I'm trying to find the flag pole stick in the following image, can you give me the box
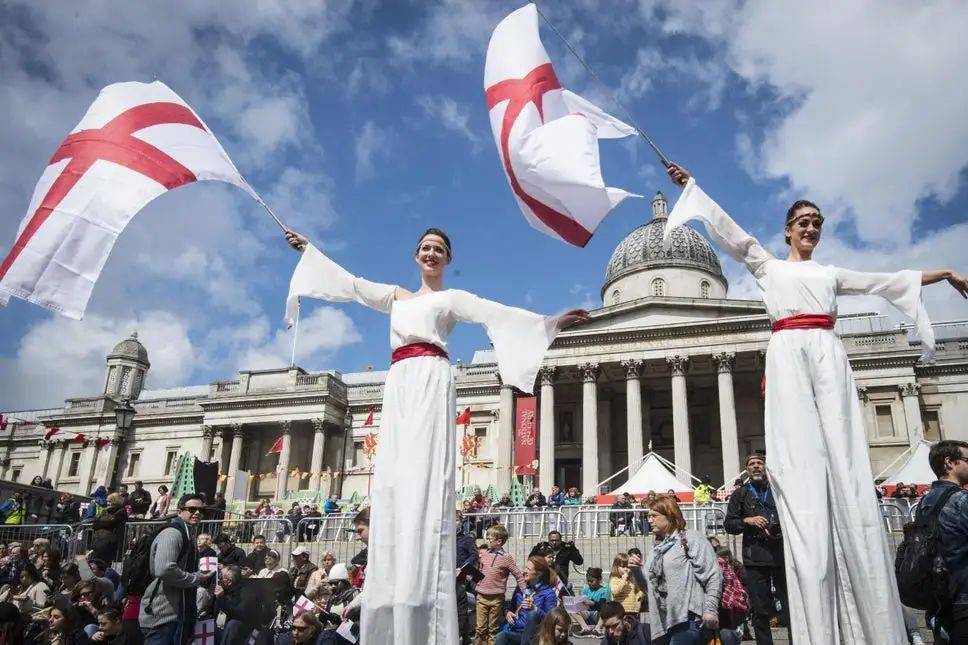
[259,200,290,233]
[533,1,671,168]
[290,299,301,368]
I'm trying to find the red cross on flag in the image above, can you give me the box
[292,594,315,617]
[484,5,638,248]
[192,619,216,645]
[0,81,261,319]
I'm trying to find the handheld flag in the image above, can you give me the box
[484,4,638,247]
[0,81,262,319]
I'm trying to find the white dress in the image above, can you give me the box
[287,244,560,645]
[665,179,934,645]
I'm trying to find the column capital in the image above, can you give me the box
[201,425,216,439]
[713,352,736,374]
[311,418,326,433]
[621,359,644,379]
[538,366,558,386]
[900,382,921,397]
[229,423,248,440]
[578,363,601,383]
[280,420,292,435]
[666,354,690,376]
[857,386,870,402]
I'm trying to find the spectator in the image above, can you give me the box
[85,487,109,521]
[492,494,514,509]
[128,482,152,519]
[694,476,714,505]
[91,493,128,562]
[579,567,610,627]
[139,493,213,644]
[289,547,318,597]
[724,453,788,645]
[211,493,226,521]
[71,579,107,635]
[148,486,169,519]
[302,505,322,542]
[456,510,479,645]
[323,495,340,515]
[530,531,583,588]
[90,607,129,643]
[713,546,747,645]
[537,606,573,645]
[475,523,526,645]
[279,609,326,644]
[28,538,49,568]
[0,601,26,644]
[287,503,303,540]
[214,534,246,567]
[525,488,548,508]
[892,482,908,499]
[467,488,491,513]
[609,495,633,537]
[597,600,650,644]
[608,554,641,618]
[53,493,81,525]
[0,543,24,587]
[340,509,370,622]
[196,533,216,559]
[305,552,336,604]
[10,561,51,615]
[562,488,582,506]
[630,494,721,644]
[923,439,968,642]
[320,563,359,624]
[257,549,293,609]
[44,598,90,645]
[87,559,121,601]
[56,562,81,599]
[245,535,269,573]
[497,556,559,645]
[547,486,566,508]
[214,564,270,643]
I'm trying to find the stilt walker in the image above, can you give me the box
[661,163,968,644]
[282,228,587,644]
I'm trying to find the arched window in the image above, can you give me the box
[700,280,710,298]
[651,278,665,297]
[611,289,621,304]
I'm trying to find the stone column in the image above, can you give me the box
[310,418,327,494]
[900,383,923,446]
[82,440,99,494]
[579,363,601,497]
[496,381,515,494]
[41,443,55,479]
[216,428,232,493]
[98,437,124,490]
[714,352,740,484]
[667,355,692,480]
[200,425,215,463]
[52,442,69,488]
[538,367,557,494]
[275,421,293,501]
[622,360,645,475]
[225,425,246,502]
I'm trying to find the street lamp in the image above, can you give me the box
[114,398,136,434]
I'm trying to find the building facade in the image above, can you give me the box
[2,193,966,505]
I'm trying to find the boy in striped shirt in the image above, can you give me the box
[474,524,526,645]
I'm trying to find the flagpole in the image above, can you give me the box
[290,299,300,368]
[259,199,290,233]
[532,1,671,168]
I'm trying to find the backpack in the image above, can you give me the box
[895,485,961,610]
[122,521,189,596]
[718,557,750,614]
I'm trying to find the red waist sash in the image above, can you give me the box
[391,342,449,365]
[771,313,834,333]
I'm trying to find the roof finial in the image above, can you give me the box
[651,191,668,220]
[130,330,138,340]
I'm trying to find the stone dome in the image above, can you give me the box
[602,191,725,300]
[108,331,149,366]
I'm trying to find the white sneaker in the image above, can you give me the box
[910,632,926,645]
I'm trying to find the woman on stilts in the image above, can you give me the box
[662,162,967,644]
[283,227,587,644]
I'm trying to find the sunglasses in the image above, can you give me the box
[181,506,206,515]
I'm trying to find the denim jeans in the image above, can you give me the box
[142,622,179,645]
[654,617,701,645]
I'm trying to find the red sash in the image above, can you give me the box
[771,313,834,333]
[391,342,448,365]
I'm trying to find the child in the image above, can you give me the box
[537,606,574,645]
[608,553,643,618]
[579,567,611,626]
[474,524,526,645]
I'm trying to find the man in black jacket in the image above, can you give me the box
[725,454,788,645]
[530,530,583,587]
[216,565,274,644]
[128,481,152,518]
[455,510,479,645]
[215,533,247,567]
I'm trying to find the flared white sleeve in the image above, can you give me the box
[285,242,397,326]
[449,290,559,394]
[663,178,773,278]
[835,267,935,362]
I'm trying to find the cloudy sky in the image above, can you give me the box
[1,0,967,411]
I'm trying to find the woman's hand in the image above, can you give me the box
[520,595,535,610]
[628,553,642,567]
[505,610,516,624]
[666,162,690,187]
[947,271,968,298]
[701,611,719,630]
[284,229,308,252]
[557,309,590,330]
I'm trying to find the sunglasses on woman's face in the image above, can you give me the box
[181,505,206,515]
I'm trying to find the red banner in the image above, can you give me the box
[514,396,538,475]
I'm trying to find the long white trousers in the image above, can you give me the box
[764,329,907,644]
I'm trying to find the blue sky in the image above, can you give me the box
[1,1,967,410]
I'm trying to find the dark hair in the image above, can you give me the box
[929,440,968,478]
[416,227,452,260]
[158,485,169,493]
[99,608,121,623]
[253,534,266,542]
[223,565,242,583]
[177,493,205,509]
[214,533,233,545]
[353,507,370,527]
[599,600,626,622]
[21,561,41,583]
[536,607,571,645]
[87,558,107,571]
[586,567,603,579]
[547,530,562,539]
[784,199,822,245]
[715,545,744,574]
[627,547,642,557]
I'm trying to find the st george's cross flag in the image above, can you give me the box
[484,4,639,247]
[0,81,261,319]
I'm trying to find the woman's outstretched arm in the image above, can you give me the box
[921,269,968,297]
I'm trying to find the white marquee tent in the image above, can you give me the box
[611,451,696,496]
[877,439,937,487]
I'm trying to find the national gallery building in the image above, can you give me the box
[3,193,966,504]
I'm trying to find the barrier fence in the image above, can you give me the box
[0,523,77,559]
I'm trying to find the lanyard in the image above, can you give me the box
[748,482,770,506]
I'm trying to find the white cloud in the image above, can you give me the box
[354,121,392,182]
[417,95,480,146]
[386,0,506,67]
[264,167,339,241]
[231,306,361,371]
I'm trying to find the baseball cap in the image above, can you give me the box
[327,563,350,582]
[291,546,311,557]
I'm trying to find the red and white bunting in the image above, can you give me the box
[44,427,61,440]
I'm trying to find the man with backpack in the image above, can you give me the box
[138,493,214,644]
[916,440,968,643]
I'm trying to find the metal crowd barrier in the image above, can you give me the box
[295,513,356,543]
[460,509,566,540]
[879,500,911,533]
[0,523,77,559]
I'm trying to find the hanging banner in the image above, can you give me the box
[514,396,537,475]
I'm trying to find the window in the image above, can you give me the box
[875,405,895,437]
[164,450,179,476]
[922,410,942,441]
[611,289,620,304]
[10,469,20,483]
[126,452,141,478]
[119,367,132,395]
[68,452,81,477]
[473,427,487,457]
[700,281,710,298]
[651,278,665,297]
[352,441,365,466]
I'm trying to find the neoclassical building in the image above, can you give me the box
[3,193,966,506]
